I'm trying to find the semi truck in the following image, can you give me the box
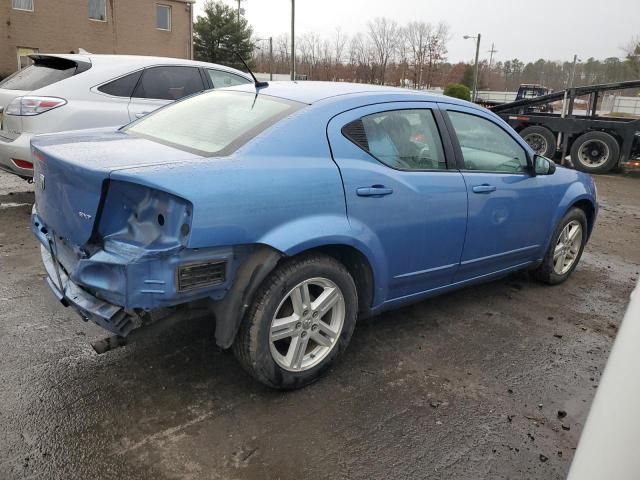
[491,80,640,173]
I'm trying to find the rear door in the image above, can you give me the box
[440,104,556,281]
[127,66,206,121]
[327,102,468,302]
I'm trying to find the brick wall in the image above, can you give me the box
[0,0,192,75]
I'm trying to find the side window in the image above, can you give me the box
[98,70,142,97]
[88,0,106,21]
[207,69,251,88]
[132,66,205,100]
[448,111,528,173]
[156,4,171,30]
[12,0,34,11]
[342,109,447,170]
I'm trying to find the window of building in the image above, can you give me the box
[342,109,447,171]
[12,0,33,11]
[89,0,106,21]
[207,69,251,88]
[447,111,528,173]
[156,4,171,30]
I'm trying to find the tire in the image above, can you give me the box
[232,253,358,390]
[570,131,620,173]
[520,126,556,158]
[532,208,588,285]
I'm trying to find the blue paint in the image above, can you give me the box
[30,82,597,336]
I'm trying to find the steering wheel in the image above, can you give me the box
[417,146,439,169]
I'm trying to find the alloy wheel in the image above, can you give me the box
[553,220,583,275]
[269,277,345,372]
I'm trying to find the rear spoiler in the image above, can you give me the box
[28,54,92,74]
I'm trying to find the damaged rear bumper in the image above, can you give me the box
[40,244,138,336]
[32,206,234,337]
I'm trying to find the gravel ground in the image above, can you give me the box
[0,170,638,480]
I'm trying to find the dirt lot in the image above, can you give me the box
[0,170,638,480]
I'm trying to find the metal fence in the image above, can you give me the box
[601,95,640,116]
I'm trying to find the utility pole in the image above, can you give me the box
[290,0,295,80]
[269,36,273,81]
[488,43,497,69]
[236,0,242,23]
[569,54,579,88]
[464,33,481,102]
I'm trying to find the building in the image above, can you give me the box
[0,0,194,75]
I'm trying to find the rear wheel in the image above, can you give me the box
[532,208,587,285]
[233,254,358,389]
[520,126,556,158]
[570,131,620,173]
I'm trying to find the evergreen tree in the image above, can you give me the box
[194,1,254,71]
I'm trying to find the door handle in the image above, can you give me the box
[472,184,497,194]
[135,112,151,119]
[356,186,394,197]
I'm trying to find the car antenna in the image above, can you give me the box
[234,51,268,89]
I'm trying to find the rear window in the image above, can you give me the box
[0,58,79,91]
[98,70,143,97]
[124,90,303,156]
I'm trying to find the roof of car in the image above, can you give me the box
[226,81,467,106]
[31,53,252,79]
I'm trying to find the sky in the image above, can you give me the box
[194,0,639,64]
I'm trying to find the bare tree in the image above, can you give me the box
[333,27,348,65]
[396,27,410,87]
[424,22,450,88]
[405,21,432,88]
[349,32,372,83]
[276,33,289,65]
[367,17,400,84]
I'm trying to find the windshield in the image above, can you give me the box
[124,90,304,156]
[0,62,77,91]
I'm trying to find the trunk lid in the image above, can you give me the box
[33,128,200,246]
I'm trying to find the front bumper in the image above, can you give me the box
[0,131,33,178]
[32,207,235,337]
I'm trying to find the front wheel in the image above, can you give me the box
[532,208,588,285]
[233,254,358,389]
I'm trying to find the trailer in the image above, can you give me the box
[491,80,640,173]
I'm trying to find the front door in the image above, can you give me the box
[441,105,557,281]
[327,102,468,303]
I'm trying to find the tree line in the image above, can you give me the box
[194,2,640,93]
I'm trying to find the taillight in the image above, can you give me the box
[5,96,66,116]
[11,159,33,169]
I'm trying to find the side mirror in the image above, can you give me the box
[534,154,556,175]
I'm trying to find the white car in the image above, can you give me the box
[0,54,252,178]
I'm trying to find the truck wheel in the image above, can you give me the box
[570,131,620,173]
[520,126,556,157]
[232,254,358,389]
[532,208,587,285]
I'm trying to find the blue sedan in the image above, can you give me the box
[30,82,597,389]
